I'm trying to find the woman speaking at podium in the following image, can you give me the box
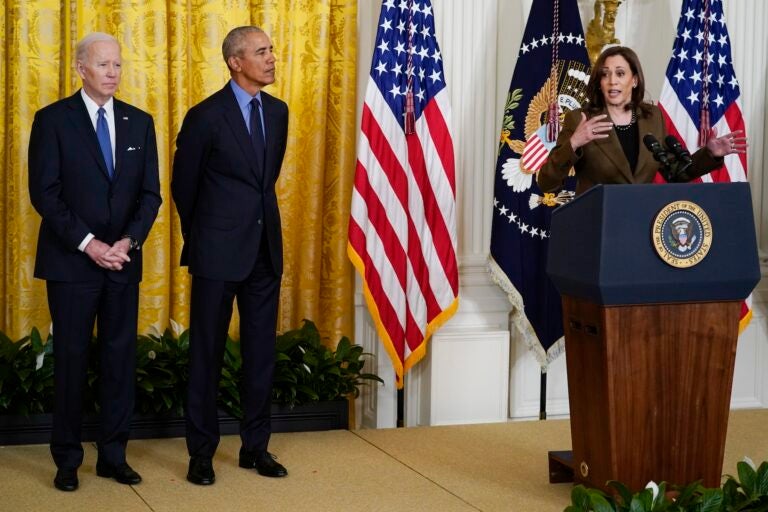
[536,46,746,196]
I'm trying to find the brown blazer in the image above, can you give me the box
[537,104,723,195]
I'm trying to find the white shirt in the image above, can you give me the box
[77,89,116,252]
[80,89,116,165]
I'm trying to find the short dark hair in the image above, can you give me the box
[222,26,264,69]
[584,46,652,118]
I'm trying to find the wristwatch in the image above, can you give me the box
[122,235,140,251]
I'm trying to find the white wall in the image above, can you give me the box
[355,0,768,428]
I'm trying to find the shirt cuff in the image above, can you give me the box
[78,233,95,252]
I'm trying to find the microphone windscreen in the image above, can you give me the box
[643,134,659,150]
[664,135,681,149]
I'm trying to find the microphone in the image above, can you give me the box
[643,134,676,181]
[664,135,694,181]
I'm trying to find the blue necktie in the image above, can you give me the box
[249,98,266,167]
[96,107,114,179]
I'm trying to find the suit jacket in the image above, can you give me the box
[537,104,723,195]
[171,84,289,281]
[28,91,161,283]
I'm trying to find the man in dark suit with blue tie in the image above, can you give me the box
[171,26,289,485]
[28,32,161,492]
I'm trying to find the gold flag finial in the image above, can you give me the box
[586,0,623,65]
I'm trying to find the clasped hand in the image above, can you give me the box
[84,238,132,271]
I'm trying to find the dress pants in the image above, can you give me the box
[185,240,280,458]
[47,278,139,470]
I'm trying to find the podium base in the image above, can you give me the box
[548,450,574,484]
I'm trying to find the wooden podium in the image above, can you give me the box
[546,183,760,492]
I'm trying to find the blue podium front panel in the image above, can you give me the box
[546,183,760,305]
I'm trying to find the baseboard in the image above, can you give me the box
[0,400,349,446]
[510,398,570,420]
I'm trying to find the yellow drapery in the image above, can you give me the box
[0,0,356,346]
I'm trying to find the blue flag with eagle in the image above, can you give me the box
[489,0,590,367]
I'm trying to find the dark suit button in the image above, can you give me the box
[257,219,262,225]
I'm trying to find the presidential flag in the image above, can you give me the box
[659,0,752,329]
[348,0,458,388]
[489,0,590,366]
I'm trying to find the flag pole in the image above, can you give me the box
[538,0,558,422]
[397,388,405,427]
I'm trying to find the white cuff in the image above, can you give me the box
[78,233,95,252]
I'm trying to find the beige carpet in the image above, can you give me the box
[1,409,766,512]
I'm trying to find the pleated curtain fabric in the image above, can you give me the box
[0,1,357,345]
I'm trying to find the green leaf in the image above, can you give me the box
[629,497,646,512]
[138,380,154,392]
[700,488,724,512]
[674,480,703,506]
[0,329,13,346]
[571,486,591,509]
[757,462,768,495]
[587,491,614,512]
[632,489,656,511]
[739,461,758,496]
[607,480,634,509]
[359,372,385,383]
[30,327,44,352]
[295,385,319,401]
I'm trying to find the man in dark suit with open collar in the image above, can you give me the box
[28,32,161,492]
[171,26,289,485]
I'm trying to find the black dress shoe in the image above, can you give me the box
[239,450,288,478]
[187,456,215,485]
[54,468,79,492]
[96,461,142,485]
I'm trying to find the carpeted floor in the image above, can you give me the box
[1,409,766,512]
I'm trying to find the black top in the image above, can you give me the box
[614,121,639,174]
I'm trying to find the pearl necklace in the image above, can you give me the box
[613,110,637,132]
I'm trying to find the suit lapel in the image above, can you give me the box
[66,92,111,180]
[112,101,130,183]
[591,107,634,183]
[219,86,262,180]
[261,93,279,185]
[634,113,658,182]
[593,130,634,183]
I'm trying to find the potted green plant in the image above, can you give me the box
[0,327,54,415]
[0,320,383,444]
[564,458,768,512]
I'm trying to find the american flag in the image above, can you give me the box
[659,0,752,328]
[348,0,459,388]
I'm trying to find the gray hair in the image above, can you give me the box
[222,26,264,67]
[75,32,120,63]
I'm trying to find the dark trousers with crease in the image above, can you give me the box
[47,278,138,470]
[185,240,280,458]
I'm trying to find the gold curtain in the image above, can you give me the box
[0,0,356,346]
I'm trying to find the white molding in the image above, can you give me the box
[431,330,510,425]
[732,297,768,409]
[354,294,398,429]
[509,331,570,419]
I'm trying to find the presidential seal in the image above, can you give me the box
[652,201,713,268]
